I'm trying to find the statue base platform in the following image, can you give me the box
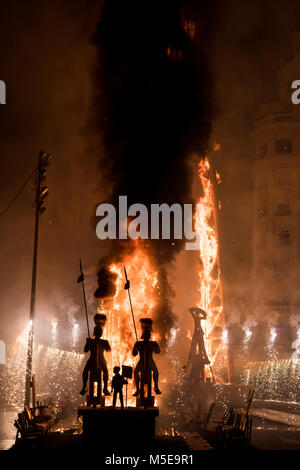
[78,406,159,442]
[86,394,105,407]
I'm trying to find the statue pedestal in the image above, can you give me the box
[86,395,105,407]
[136,396,155,408]
[78,406,159,443]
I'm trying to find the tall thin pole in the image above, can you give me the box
[124,266,138,341]
[78,259,90,338]
[24,164,41,408]
[24,151,52,408]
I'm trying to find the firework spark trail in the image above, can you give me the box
[0,324,84,411]
[292,329,300,363]
[242,359,300,402]
[241,328,300,402]
[195,157,229,381]
[165,327,186,431]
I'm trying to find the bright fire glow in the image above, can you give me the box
[71,323,79,350]
[51,321,58,344]
[99,248,159,405]
[216,171,222,184]
[222,329,228,343]
[195,157,229,382]
[245,328,252,341]
[270,327,277,343]
[292,329,300,363]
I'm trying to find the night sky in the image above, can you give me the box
[0,0,299,344]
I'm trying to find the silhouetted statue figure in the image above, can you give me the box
[186,307,210,383]
[94,313,107,328]
[80,326,111,397]
[133,318,161,404]
[111,366,128,409]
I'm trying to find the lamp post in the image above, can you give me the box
[24,150,52,408]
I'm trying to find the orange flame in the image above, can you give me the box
[195,157,230,382]
[98,248,159,404]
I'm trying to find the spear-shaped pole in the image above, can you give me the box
[124,266,138,341]
[77,258,90,338]
[209,363,216,384]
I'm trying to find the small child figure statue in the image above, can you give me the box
[111,366,128,409]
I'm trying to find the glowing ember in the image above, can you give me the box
[215,171,222,184]
[194,156,230,382]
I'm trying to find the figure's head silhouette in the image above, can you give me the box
[189,307,207,319]
[94,313,107,328]
[142,328,151,341]
[140,317,153,340]
[113,366,120,374]
[93,326,103,338]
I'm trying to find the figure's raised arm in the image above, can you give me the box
[84,338,91,353]
[133,341,139,356]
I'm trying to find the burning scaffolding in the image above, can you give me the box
[194,156,230,383]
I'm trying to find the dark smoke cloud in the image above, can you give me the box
[91,0,217,341]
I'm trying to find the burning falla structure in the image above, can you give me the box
[87,1,298,416]
[1,2,232,439]
[91,154,230,406]
[2,1,300,453]
[89,0,229,399]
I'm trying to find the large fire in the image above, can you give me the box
[195,156,230,383]
[4,157,230,415]
[99,248,159,404]
[99,155,230,394]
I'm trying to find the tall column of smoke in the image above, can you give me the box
[90,0,215,345]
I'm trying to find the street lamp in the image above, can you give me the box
[24,150,52,408]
